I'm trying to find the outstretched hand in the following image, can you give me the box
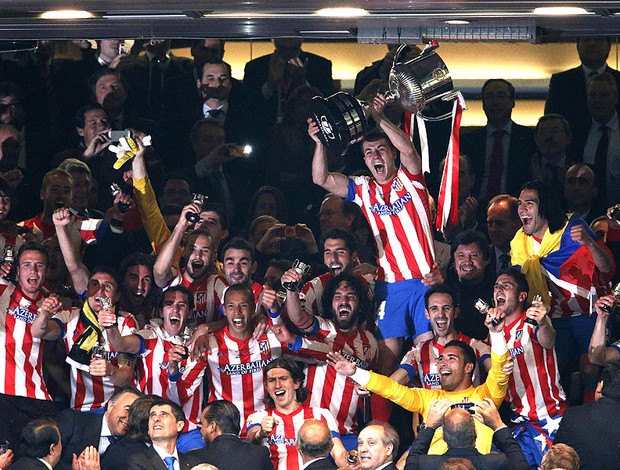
[326,351,357,377]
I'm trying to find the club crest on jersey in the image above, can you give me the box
[515,329,523,342]
[195,291,207,304]
[363,344,370,356]
[392,177,403,191]
[259,340,270,354]
[8,305,37,324]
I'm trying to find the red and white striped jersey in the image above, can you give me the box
[53,307,137,411]
[301,273,373,318]
[135,322,200,430]
[168,269,227,325]
[246,405,340,470]
[305,317,378,435]
[0,283,51,400]
[399,333,490,389]
[503,314,567,422]
[176,326,331,438]
[347,166,435,283]
[18,213,101,244]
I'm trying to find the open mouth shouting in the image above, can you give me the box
[434,316,449,332]
[337,304,352,320]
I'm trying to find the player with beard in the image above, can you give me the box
[221,237,264,306]
[270,271,378,449]
[246,357,348,470]
[489,268,566,467]
[391,284,491,390]
[118,253,157,328]
[154,201,227,328]
[300,228,372,319]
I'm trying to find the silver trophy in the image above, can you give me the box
[526,294,543,326]
[186,193,207,223]
[282,259,311,292]
[475,298,502,327]
[601,283,620,313]
[310,41,463,155]
[91,341,106,360]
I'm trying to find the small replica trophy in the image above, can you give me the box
[474,298,502,328]
[282,259,311,292]
[186,193,207,223]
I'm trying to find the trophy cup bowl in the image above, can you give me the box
[310,42,460,155]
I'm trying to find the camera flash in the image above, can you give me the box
[243,145,252,155]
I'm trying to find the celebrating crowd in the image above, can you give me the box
[0,35,619,470]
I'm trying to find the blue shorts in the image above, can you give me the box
[552,314,596,365]
[375,279,429,340]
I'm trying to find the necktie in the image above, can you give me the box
[487,129,506,199]
[498,253,510,273]
[164,456,176,470]
[595,125,609,171]
[208,108,223,120]
[588,70,598,79]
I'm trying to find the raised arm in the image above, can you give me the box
[308,118,349,198]
[589,295,620,365]
[30,294,63,340]
[53,208,89,294]
[368,93,421,174]
[153,203,201,288]
[570,223,615,274]
[282,268,316,332]
[527,298,555,349]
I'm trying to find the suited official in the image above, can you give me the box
[404,398,529,470]
[568,72,620,207]
[545,36,620,130]
[56,386,142,470]
[296,419,338,470]
[460,79,535,203]
[125,398,201,470]
[356,422,399,470]
[8,418,63,470]
[186,399,272,470]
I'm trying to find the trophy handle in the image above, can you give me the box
[392,43,409,68]
[417,91,466,122]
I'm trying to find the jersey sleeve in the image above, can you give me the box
[475,350,510,407]
[365,370,426,414]
[246,410,268,432]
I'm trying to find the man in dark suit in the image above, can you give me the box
[297,419,337,470]
[486,195,521,277]
[56,386,142,470]
[126,398,200,470]
[555,358,620,469]
[460,79,535,203]
[545,37,620,130]
[569,72,620,207]
[186,399,272,470]
[357,421,399,470]
[405,398,529,470]
[9,417,63,469]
